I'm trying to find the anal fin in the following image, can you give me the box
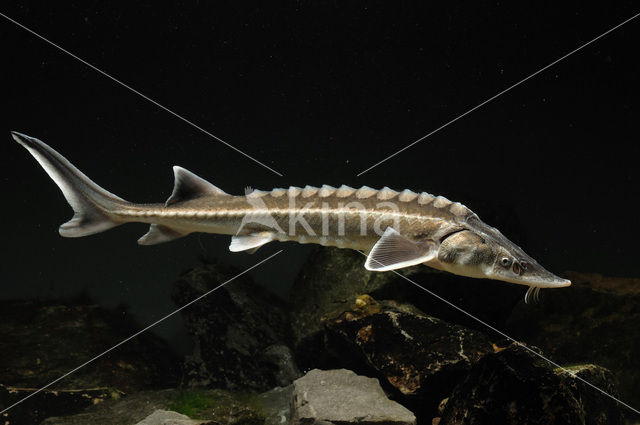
[229,232,274,253]
[138,224,188,245]
[365,227,437,271]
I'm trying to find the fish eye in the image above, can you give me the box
[500,257,511,267]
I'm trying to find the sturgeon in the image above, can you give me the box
[12,132,570,300]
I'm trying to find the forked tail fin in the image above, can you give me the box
[11,131,129,237]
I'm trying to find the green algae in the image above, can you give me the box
[168,388,264,424]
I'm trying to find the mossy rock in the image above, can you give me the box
[168,389,264,424]
[41,388,266,425]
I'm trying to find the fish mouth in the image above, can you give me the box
[539,277,572,288]
[525,270,572,288]
[496,274,572,288]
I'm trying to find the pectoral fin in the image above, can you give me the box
[229,232,275,253]
[365,227,437,271]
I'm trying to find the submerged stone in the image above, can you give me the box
[0,299,178,391]
[41,389,178,425]
[172,261,300,391]
[438,344,623,425]
[555,364,625,425]
[0,298,178,424]
[134,409,204,425]
[506,271,640,411]
[41,388,265,425]
[291,369,416,425]
[290,247,522,371]
[257,385,294,425]
[1,384,122,425]
[325,296,493,412]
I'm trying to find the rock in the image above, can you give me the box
[325,295,493,413]
[41,388,265,425]
[172,261,300,390]
[41,389,178,425]
[291,369,416,425]
[506,271,640,410]
[135,409,205,425]
[0,384,122,425]
[258,385,294,425]
[438,344,624,425]
[167,388,264,424]
[289,247,428,370]
[261,345,302,388]
[290,247,522,370]
[555,364,625,425]
[0,298,178,424]
[0,298,178,391]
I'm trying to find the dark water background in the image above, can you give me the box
[1,3,638,353]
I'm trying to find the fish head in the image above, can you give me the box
[484,241,571,288]
[437,226,571,288]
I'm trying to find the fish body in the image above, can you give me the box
[114,185,466,251]
[11,131,570,297]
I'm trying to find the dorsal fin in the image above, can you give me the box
[166,166,227,206]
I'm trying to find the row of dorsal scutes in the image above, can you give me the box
[245,184,470,216]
